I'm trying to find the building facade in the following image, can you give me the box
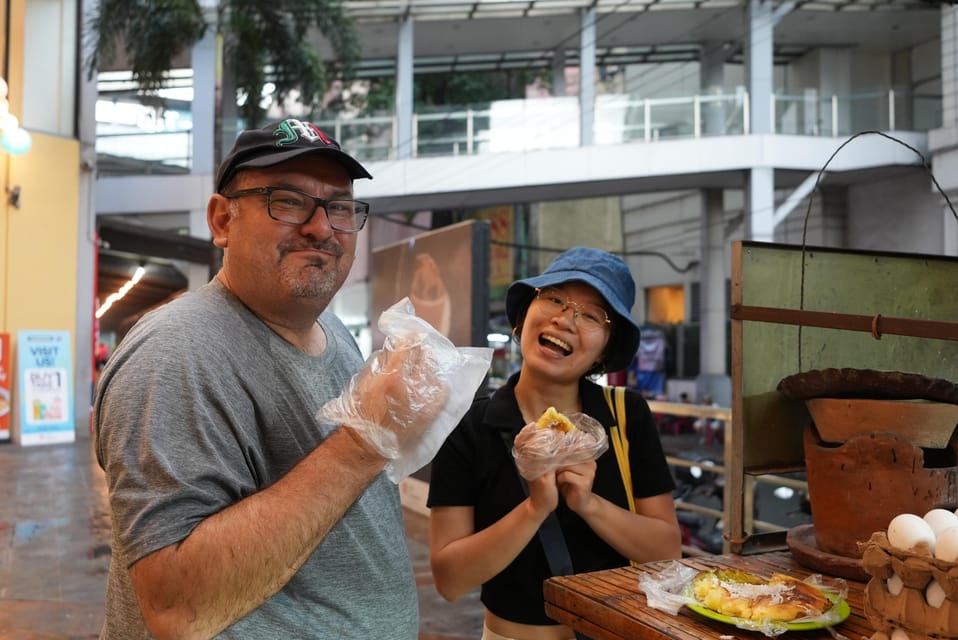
[5,0,958,438]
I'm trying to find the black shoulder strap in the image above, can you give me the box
[499,431,594,640]
[499,430,592,640]
[499,430,574,576]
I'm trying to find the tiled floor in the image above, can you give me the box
[0,439,482,640]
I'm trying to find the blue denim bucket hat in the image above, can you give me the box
[505,246,641,372]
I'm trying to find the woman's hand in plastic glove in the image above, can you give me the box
[346,340,449,457]
[556,459,597,515]
[526,470,560,517]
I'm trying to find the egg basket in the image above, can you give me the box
[860,531,958,638]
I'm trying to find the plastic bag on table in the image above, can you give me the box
[511,412,609,480]
[318,297,493,483]
[637,561,698,615]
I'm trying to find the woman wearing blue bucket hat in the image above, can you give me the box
[428,247,681,640]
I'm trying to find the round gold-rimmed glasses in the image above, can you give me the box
[533,286,611,332]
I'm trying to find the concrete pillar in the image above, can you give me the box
[946,199,958,257]
[396,14,414,160]
[698,189,731,406]
[76,0,101,435]
[745,0,775,135]
[744,0,792,241]
[190,15,216,287]
[944,7,958,127]
[747,166,776,242]
[192,25,216,176]
[553,50,566,96]
[579,7,596,146]
[929,8,958,256]
[698,46,730,402]
[701,40,726,136]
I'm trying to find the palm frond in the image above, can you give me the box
[85,0,208,92]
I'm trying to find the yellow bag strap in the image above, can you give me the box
[603,385,639,567]
[602,386,634,513]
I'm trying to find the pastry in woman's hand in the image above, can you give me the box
[512,407,608,480]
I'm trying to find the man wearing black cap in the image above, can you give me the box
[94,118,444,638]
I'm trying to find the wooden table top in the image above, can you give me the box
[543,551,874,640]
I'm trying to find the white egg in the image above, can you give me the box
[887,513,936,554]
[935,526,958,562]
[927,578,947,608]
[890,628,910,640]
[887,572,903,595]
[924,508,958,538]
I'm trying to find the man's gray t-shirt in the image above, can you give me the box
[94,279,418,638]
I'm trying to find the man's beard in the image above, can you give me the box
[277,240,350,301]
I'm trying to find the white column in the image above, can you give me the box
[700,41,726,136]
[75,0,101,434]
[946,200,958,257]
[552,50,566,96]
[698,46,730,402]
[747,166,776,242]
[745,0,774,135]
[396,15,415,160]
[698,189,730,405]
[579,7,596,147]
[191,25,217,176]
[189,13,216,287]
[930,7,958,256]
[744,0,790,241]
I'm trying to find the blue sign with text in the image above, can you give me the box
[16,330,74,445]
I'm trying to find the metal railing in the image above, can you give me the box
[647,399,810,556]
[94,89,941,175]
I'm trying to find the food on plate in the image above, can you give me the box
[691,569,831,622]
[535,406,576,432]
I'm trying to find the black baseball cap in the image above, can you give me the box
[215,118,372,192]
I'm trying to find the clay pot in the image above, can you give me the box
[803,426,958,558]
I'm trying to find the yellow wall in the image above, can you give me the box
[4,133,80,335]
[0,0,82,426]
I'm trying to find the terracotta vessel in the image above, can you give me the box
[803,418,958,559]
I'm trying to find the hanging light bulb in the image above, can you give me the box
[1,127,31,156]
[0,75,30,156]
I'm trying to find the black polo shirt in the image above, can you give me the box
[427,373,675,625]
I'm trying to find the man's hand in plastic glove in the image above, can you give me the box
[339,339,449,459]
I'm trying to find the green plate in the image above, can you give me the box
[683,585,851,631]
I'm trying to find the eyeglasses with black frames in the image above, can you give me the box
[533,286,611,332]
[224,186,369,232]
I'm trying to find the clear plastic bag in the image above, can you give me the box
[318,297,493,483]
[511,412,609,480]
[638,561,850,637]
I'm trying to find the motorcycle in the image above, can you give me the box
[670,452,725,555]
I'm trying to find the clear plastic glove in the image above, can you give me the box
[318,297,493,483]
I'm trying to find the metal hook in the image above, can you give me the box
[6,185,20,209]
